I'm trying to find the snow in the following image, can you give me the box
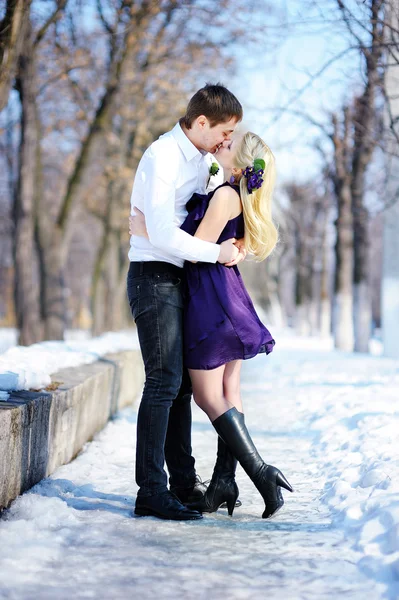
[0,328,18,355]
[0,329,139,400]
[0,330,398,598]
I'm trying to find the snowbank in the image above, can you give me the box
[0,330,144,510]
[276,335,399,589]
[0,330,139,400]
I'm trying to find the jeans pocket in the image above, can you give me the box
[154,276,183,308]
[155,276,181,288]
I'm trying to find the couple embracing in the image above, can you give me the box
[127,83,293,521]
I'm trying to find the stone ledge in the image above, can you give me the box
[0,350,144,510]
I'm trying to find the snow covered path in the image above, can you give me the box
[1,334,398,600]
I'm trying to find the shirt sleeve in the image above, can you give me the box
[142,147,220,263]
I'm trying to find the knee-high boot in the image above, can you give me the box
[212,407,293,519]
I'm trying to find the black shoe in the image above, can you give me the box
[212,408,293,519]
[171,475,208,504]
[188,437,241,516]
[134,490,203,520]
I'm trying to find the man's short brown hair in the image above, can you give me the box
[180,83,243,129]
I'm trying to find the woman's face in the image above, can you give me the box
[216,136,240,171]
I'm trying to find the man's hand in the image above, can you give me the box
[217,238,239,264]
[224,237,247,267]
[129,208,148,238]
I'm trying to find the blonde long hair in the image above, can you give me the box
[235,132,277,261]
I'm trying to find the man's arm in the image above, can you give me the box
[224,238,247,266]
[141,149,220,263]
[130,206,239,265]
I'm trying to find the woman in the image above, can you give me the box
[131,132,293,519]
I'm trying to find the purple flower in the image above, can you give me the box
[242,166,264,194]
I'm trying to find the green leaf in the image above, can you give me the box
[253,159,265,172]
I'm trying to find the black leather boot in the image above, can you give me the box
[170,475,208,504]
[134,490,203,520]
[212,407,293,519]
[187,437,241,516]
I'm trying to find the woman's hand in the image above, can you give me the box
[129,208,149,239]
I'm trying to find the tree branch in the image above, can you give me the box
[264,46,357,127]
[34,0,68,46]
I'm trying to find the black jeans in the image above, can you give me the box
[127,262,196,498]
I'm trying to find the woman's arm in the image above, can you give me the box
[194,186,241,243]
[129,209,148,238]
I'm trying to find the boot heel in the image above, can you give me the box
[226,492,238,517]
[276,470,293,493]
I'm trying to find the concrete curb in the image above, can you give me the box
[0,350,144,510]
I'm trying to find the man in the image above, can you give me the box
[127,83,244,520]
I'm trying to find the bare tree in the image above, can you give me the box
[337,0,386,352]
[281,181,332,336]
[13,0,67,345]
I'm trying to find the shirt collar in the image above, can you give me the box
[172,122,206,162]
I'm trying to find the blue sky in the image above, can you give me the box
[228,0,366,184]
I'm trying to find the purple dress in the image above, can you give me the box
[180,181,275,370]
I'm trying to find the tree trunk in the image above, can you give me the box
[351,92,376,353]
[352,204,371,353]
[39,227,67,339]
[309,254,320,336]
[260,260,285,327]
[293,192,317,337]
[351,0,384,352]
[295,231,312,336]
[382,0,399,358]
[264,253,285,329]
[320,213,331,338]
[106,235,126,331]
[0,0,30,111]
[352,152,371,353]
[91,173,131,335]
[332,110,354,351]
[91,228,109,337]
[13,25,43,345]
[333,183,354,351]
[382,202,399,358]
[91,228,130,335]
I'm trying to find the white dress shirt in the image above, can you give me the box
[128,122,224,267]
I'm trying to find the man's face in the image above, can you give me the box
[199,117,239,154]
